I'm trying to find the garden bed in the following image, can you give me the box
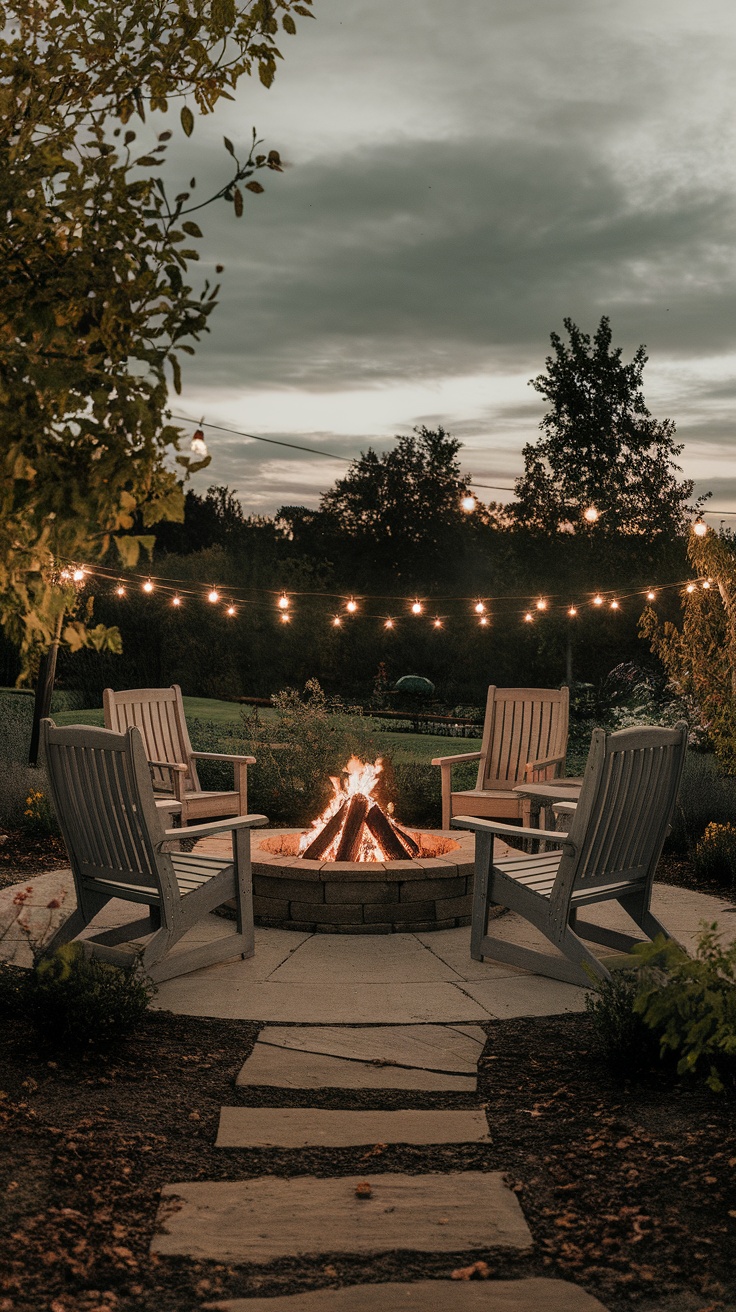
[0,1008,734,1312]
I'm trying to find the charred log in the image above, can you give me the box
[390,821,420,856]
[335,793,370,861]
[301,801,347,860]
[365,803,414,859]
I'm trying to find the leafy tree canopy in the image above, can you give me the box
[0,0,312,676]
[512,317,700,538]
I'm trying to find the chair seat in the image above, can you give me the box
[84,851,233,905]
[451,789,524,821]
[495,849,646,906]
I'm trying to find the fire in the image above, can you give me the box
[298,757,419,863]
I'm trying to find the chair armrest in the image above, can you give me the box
[190,751,257,765]
[552,801,577,814]
[430,751,482,767]
[161,813,269,842]
[524,753,565,779]
[150,758,188,773]
[451,815,575,853]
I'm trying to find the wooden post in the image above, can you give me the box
[28,611,64,767]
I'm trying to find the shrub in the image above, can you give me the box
[584,969,660,1075]
[21,787,59,838]
[693,822,736,892]
[667,754,736,855]
[392,763,441,828]
[26,942,153,1057]
[633,924,736,1093]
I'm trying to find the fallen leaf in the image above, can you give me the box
[354,1182,372,1199]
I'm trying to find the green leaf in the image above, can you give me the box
[180,105,194,137]
[182,221,203,238]
[113,536,141,569]
[282,13,296,33]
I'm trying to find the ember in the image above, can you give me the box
[299,757,420,862]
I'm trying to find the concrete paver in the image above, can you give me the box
[256,1024,486,1071]
[209,1277,611,1311]
[233,1044,478,1091]
[463,975,587,1019]
[215,1107,489,1148]
[151,1172,532,1262]
[161,981,491,1023]
[266,932,462,983]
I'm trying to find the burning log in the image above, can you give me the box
[390,821,420,857]
[365,803,415,860]
[335,793,370,861]
[301,801,347,860]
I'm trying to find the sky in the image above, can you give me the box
[166,0,736,522]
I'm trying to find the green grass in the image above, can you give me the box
[53,697,482,765]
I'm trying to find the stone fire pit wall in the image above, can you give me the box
[250,828,476,934]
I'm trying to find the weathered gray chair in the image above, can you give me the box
[103,685,255,824]
[433,686,570,829]
[453,723,688,986]
[40,719,267,982]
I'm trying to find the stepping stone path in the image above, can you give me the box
[152,1020,611,1309]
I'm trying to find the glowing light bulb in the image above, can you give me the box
[279,612,290,623]
[461,494,476,513]
[693,520,707,537]
[610,600,620,610]
[72,568,85,583]
[278,594,289,610]
[593,594,603,606]
[568,606,577,617]
[536,598,547,611]
[702,580,711,589]
[583,505,599,523]
[208,588,219,604]
[479,615,489,626]
[411,601,423,615]
[646,590,656,601]
[433,617,443,629]
[172,595,182,607]
[332,615,342,627]
[115,585,126,598]
[59,569,71,582]
[686,583,696,593]
[226,605,236,617]
[143,579,154,593]
[384,618,394,629]
[346,598,358,613]
[474,601,486,614]
[524,612,533,623]
[190,428,208,458]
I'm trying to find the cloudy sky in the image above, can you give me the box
[167,0,736,522]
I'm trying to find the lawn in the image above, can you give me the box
[54,697,482,765]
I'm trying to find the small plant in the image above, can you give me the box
[584,969,660,1075]
[693,822,736,892]
[21,787,58,838]
[26,942,153,1057]
[633,924,736,1092]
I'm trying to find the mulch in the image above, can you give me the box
[1,832,735,1312]
[0,830,68,892]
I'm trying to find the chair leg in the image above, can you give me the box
[617,891,685,949]
[470,833,493,961]
[233,827,255,958]
[440,765,452,831]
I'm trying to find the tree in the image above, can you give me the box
[512,317,700,537]
[0,0,312,677]
[641,526,736,773]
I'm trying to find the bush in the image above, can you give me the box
[584,969,660,1075]
[693,822,736,892]
[20,786,59,838]
[633,924,736,1093]
[667,754,736,855]
[25,942,153,1057]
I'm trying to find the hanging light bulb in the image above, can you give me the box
[692,520,707,537]
[172,595,182,607]
[72,567,85,583]
[207,588,220,604]
[346,598,358,613]
[226,605,236,617]
[536,598,547,611]
[702,580,711,589]
[583,505,599,523]
[384,618,394,629]
[610,600,620,610]
[59,568,71,582]
[568,606,577,617]
[115,584,126,598]
[474,601,486,614]
[479,615,489,627]
[279,612,290,623]
[592,594,603,606]
[143,579,154,593]
[685,583,696,594]
[461,494,476,513]
[646,589,656,601]
[411,600,423,615]
[332,615,342,627]
[433,617,443,628]
[524,612,534,623]
[190,428,208,458]
[278,594,290,610]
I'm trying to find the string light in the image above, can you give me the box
[568,606,577,617]
[646,590,656,601]
[72,567,85,583]
[115,584,126,598]
[332,615,342,627]
[461,494,477,513]
[384,618,394,629]
[583,506,599,523]
[207,588,220,604]
[685,583,696,593]
[693,520,708,537]
[524,612,534,623]
[536,598,547,611]
[172,595,182,607]
[226,605,236,617]
[346,598,358,613]
[411,600,423,615]
[592,594,603,606]
[702,580,711,589]
[279,612,290,623]
[610,600,620,610]
[433,617,443,629]
[478,615,489,626]
[278,594,290,610]
[143,579,154,593]
[474,601,486,614]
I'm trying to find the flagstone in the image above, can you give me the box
[233,1044,478,1091]
[151,1172,532,1263]
[257,1023,486,1070]
[215,1107,489,1148]
[462,975,587,1019]
[209,1276,611,1311]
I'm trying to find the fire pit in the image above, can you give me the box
[249,757,477,933]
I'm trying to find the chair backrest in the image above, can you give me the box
[40,719,178,899]
[477,687,569,788]
[103,685,199,793]
[551,722,688,918]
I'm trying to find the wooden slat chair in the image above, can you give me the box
[433,686,570,830]
[103,685,255,825]
[40,719,267,983]
[453,722,688,986]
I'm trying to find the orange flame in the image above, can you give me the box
[299,757,386,861]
